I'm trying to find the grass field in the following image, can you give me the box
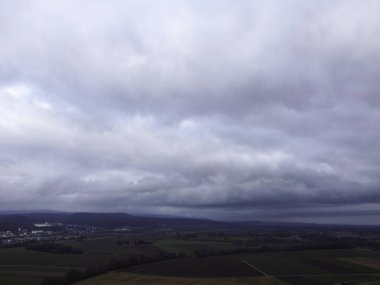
[155,239,241,255]
[0,275,43,285]
[0,247,107,268]
[0,244,109,284]
[342,257,380,270]
[0,238,242,284]
[0,236,169,284]
[76,272,286,285]
[72,248,378,285]
[231,249,380,284]
[127,256,262,277]
[2,238,380,285]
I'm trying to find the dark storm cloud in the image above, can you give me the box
[0,0,379,223]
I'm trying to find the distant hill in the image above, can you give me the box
[0,215,34,230]
[0,212,225,230]
[58,212,225,228]
[0,211,379,230]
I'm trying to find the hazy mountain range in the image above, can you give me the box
[0,211,379,231]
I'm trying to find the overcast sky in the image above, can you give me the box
[0,0,379,224]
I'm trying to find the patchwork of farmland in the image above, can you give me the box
[0,236,167,284]
[0,246,109,285]
[77,250,380,285]
[341,257,380,270]
[121,248,380,285]
[232,249,380,284]
[1,237,380,285]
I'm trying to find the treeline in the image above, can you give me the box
[41,249,244,285]
[192,241,353,258]
[40,240,353,284]
[115,239,152,246]
[353,239,380,250]
[253,242,352,252]
[26,242,82,254]
[41,252,176,285]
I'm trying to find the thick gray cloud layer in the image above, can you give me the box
[1,0,380,223]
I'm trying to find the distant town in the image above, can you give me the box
[0,223,97,247]
[1,212,380,252]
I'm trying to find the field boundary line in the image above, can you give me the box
[242,260,270,277]
[275,273,376,277]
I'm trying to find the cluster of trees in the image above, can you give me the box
[26,242,82,254]
[115,239,152,246]
[248,242,353,253]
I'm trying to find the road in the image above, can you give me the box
[243,260,270,276]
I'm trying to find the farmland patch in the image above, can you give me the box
[76,272,286,285]
[342,257,380,270]
[277,275,323,285]
[302,258,360,274]
[127,257,263,277]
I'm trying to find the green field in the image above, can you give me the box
[0,275,43,285]
[76,247,380,285]
[0,236,172,284]
[230,249,380,284]
[233,249,380,275]
[127,256,262,277]
[0,246,107,285]
[155,239,241,255]
[0,236,163,285]
[0,247,105,268]
[76,272,286,285]
[1,238,380,285]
